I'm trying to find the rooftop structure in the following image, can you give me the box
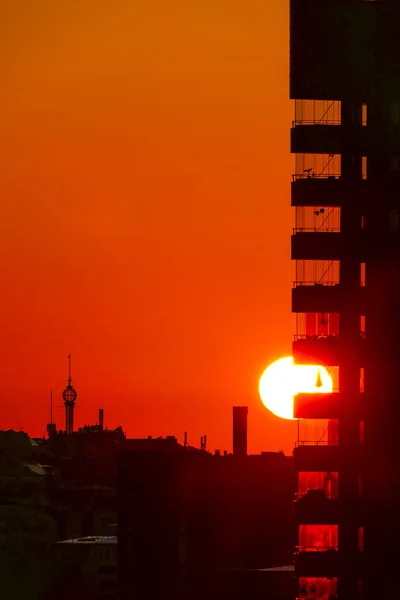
[52,535,117,598]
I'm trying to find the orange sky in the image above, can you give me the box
[0,1,296,453]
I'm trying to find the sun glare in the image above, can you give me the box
[259,357,333,420]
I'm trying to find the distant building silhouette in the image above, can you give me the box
[232,406,248,456]
[0,430,56,599]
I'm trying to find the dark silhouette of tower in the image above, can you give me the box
[46,389,57,437]
[232,406,248,456]
[99,408,104,431]
[62,354,77,434]
[290,1,400,599]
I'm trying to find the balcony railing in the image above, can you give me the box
[292,173,340,182]
[293,281,339,288]
[295,546,338,553]
[294,333,339,341]
[295,490,335,501]
[292,119,341,127]
[293,227,340,233]
[295,440,332,447]
[296,597,334,600]
[294,333,364,342]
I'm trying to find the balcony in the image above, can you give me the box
[292,230,368,261]
[292,232,341,261]
[294,443,364,474]
[292,335,365,367]
[292,123,400,156]
[294,490,339,525]
[292,285,366,314]
[294,393,340,420]
[293,445,340,473]
[295,493,363,526]
[291,175,400,211]
[295,548,363,578]
[293,392,363,420]
[295,548,339,578]
[292,175,343,207]
[291,124,357,156]
[291,175,376,209]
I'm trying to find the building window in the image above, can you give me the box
[298,525,338,552]
[294,153,341,180]
[360,315,365,338]
[299,577,337,599]
[360,263,366,286]
[296,312,339,340]
[296,260,340,287]
[362,156,367,179]
[294,99,341,126]
[362,104,367,126]
[358,526,364,552]
[298,472,338,499]
[295,206,340,233]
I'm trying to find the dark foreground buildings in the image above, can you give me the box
[290,0,400,599]
[118,446,294,600]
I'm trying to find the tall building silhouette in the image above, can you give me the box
[290,1,400,599]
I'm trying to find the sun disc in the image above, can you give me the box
[259,357,333,420]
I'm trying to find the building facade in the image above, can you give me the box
[290,1,400,599]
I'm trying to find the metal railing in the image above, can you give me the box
[292,119,341,127]
[294,440,333,447]
[295,490,336,500]
[293,226,340,233]
[293,333,339,341]
[293,280,339,287]
[292,173,340,181]
[296,597,335,600]
[296,546,338,553]
[294,333,365,341]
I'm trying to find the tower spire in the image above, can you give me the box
[63,354,77,434]
[68,353,72,386]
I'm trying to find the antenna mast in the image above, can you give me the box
[68,353,72,385]
[63,354,77,434]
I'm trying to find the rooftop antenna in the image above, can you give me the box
[68,353,72,386]
[50,390,53,425]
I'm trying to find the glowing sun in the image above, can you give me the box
[259,357,333,420]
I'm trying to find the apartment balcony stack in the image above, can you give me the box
[290,1,400,599]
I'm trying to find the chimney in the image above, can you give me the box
[99,408,104,431]
[233,406,248,456]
